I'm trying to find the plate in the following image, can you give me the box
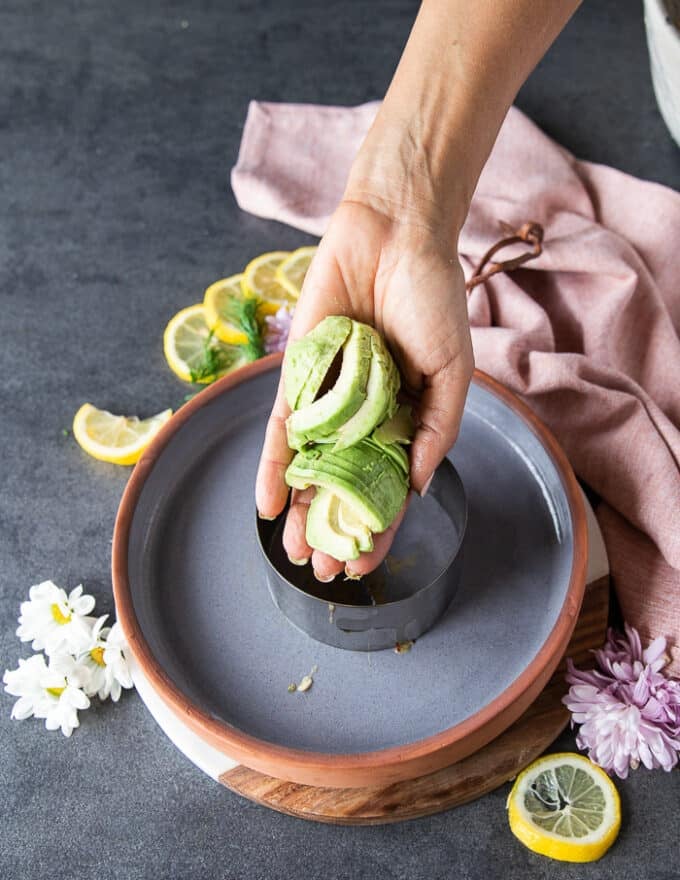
[113,357,587,788]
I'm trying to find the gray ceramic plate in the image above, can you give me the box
[113,359,586,787]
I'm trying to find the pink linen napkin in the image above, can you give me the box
[232,100,680,672]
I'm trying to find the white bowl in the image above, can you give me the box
[645,0,680,146]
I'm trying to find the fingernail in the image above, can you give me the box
[344,566,362,581]
[420,473,434,497]
[313,570,336,583]
[258,511,277,521]
[288,556,310,567]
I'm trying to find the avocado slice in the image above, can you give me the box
[305,489,361,561]
[373,404,415,446]
[286,321,372,450]
[325,329,400,451]
[283,315,352,411]
[337,499,374,553]
[286,439,408,533]
[364,435,410,476]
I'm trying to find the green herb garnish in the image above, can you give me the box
[186,295,266,385]
[188,329,241,383]
[223,297,266,362]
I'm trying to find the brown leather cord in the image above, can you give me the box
[465,221,544,293]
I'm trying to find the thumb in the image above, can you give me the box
[410,354,474,494]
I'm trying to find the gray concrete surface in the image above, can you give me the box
[1,1,678,878]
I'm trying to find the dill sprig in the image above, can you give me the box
[225,296,265,362]
[189,329,241,383]
[187,296,266,384]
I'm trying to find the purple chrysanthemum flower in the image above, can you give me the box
[264,306,293,354]
[563,624,680,779]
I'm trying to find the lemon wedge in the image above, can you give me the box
[241,251,295,314]
[275,245,317,299]
[72,404,172,465]
[163,303,244,383]
[203,274,253,345]
[507,753,621,863]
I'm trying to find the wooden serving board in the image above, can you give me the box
[130,495,608,824]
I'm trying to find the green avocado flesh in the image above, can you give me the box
[306,490,358,560]
[287,439,408,538]
[283,316,351,411]
[285,320,372,451]
[325,328,400,451]
[373,404,415,446]
[283,316,411,563]
[337,499,374,553]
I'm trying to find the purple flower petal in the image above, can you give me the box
[263,307,294,354]
[563,622,680,778]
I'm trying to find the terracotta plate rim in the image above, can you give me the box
[112,355,588,784]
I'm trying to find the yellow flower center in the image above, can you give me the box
[51,603,71,625]
[90,646,106,667]
[46,686,65,697]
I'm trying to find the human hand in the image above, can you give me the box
[255,197,474,581]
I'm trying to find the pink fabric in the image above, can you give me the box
[232,100,680,672]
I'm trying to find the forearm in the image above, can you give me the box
[345,0,581,237]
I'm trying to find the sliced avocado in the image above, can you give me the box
[373,404,415,446]
[283,316,412,561]
[305,489,360,561]
[286,321,372,450]
[326,329,400,451]
[364,435,410,476]
[337,499,374,553]
[286,439,408,533]
[287,462,383,531]
[320,443,408,528]
[283,315,352,411]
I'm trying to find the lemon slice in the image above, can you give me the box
[241,251,295,314]
[203,274,251,345]
[275,245,317,299]
[507,753,621,863]
[163,303,244,383]
[72,404,172,465]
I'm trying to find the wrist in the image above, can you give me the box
[344,109,471,243]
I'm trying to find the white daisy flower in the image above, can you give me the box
[3,652,91,736]
[102,622,133,702]
[3,654,52,720]
[17,580,95,656]
[38,653,91,737]
[80,615,113,699]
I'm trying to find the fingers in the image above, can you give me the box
[310,550,345,582]
[281,488,345,580]
[255,377,294,519]
[410,348,474,495]
[281,489,345,581]
[281,487,313,564]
